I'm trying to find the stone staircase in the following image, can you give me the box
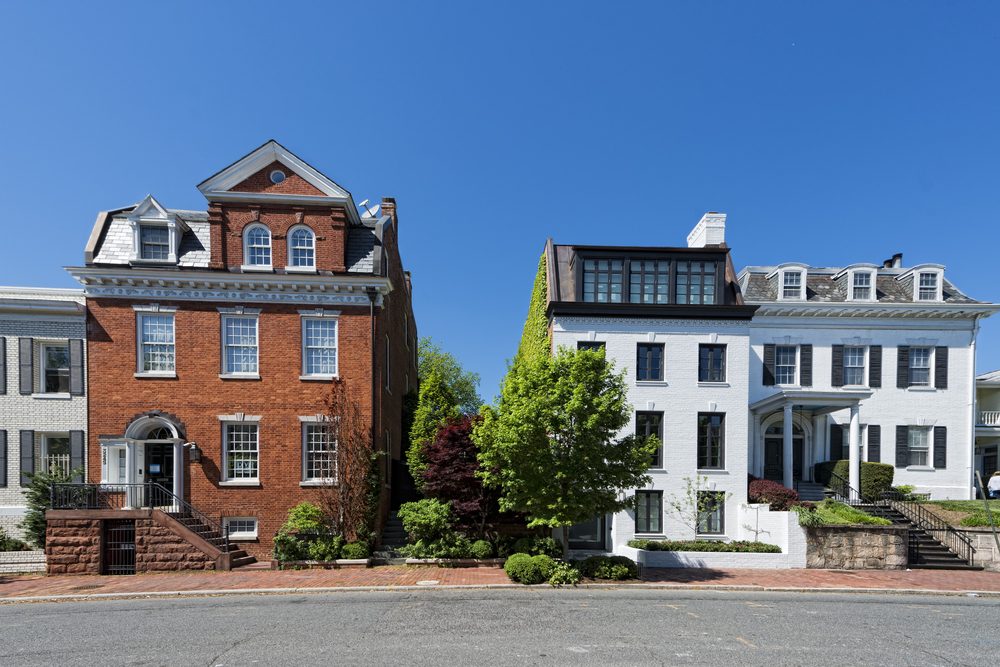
[795,481,827,502]
[373,510,408,564]
[168,512,256,569]
[856,504,981,570]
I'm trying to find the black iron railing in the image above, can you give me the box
[827,470,975,566]
[51,482,229,553]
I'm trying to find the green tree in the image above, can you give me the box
[406,370,461,486]
[417,337,481,413]
[475,346,656,552]
[20,467,80,549]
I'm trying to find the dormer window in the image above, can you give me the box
[851,271,874,301]
[918,272,939,301]
[288,226,316,270]
[243,225,272,270]
[139,225,170,261]
[781,270,804,300]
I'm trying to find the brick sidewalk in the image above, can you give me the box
[3,566,1000,601]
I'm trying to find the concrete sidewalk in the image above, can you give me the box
[3,565,1000,603]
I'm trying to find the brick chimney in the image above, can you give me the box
[687,212,726,248]
[381,197,397,223]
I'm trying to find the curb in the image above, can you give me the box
[2,582,998,604]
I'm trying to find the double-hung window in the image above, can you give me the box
[698,344,726,382]
[629,260,669,304]
[697,491,725,535]
[139,225,170,261]
[222,316,259,376]
[852,272,873,300]
[636,343,664,381]
[303,422,336,483]
[302,318,337,377]
[908,427,930,467]
[675,261,716,304]
[42,434,71,476]
[843,346,866,386]
[782,271,804,299]
[917,272,938,301]
[636,411,663,468]
[288,227,316,269]
[244,225,272,268]
[909,347,932,387]
[224,423,259,481]
[635,490,662,534]
[775,345,797,385]
[582,259,624,303]
[697,413,725,469]
[138,314,175,374]
[41,343,70,393]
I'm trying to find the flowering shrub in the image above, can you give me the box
[748,478,799,511]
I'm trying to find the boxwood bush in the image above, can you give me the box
[504,553,555,584]
[576,555,638,580]
[832,461,894,500]
[512,536,563,558]
[627,539,782,553]
[470,539,493,559]
[341,541,371,559]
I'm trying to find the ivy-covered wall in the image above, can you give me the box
[515,253,551,364]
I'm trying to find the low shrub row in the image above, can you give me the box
[627,539,782,553]
[576,555,638,580]
[503,553,639,585]
[504,553,555,584]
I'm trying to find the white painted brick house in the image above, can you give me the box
[740,257,998,500]
[0,287,87,540]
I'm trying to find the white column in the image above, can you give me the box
[783,403,794,489]
[124,441,136,508]
[849,405,861,499]
[749,413,758,478]
[173,441,184,510]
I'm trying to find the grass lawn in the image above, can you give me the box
[924,500,1000,527]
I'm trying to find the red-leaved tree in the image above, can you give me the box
[421,416,501,538]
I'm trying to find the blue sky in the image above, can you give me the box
[1,2,998,399]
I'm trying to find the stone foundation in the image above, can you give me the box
[46,519,102,575]
[806,525,908,569]
[958,529,1000,572]
[135,519,213,571]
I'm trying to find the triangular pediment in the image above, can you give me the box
[197,140,352,200]
[128,194,172,221]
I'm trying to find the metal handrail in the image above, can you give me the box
[827,470,975,565]
[51,482,230,553]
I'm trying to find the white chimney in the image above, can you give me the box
[687,212,727,248]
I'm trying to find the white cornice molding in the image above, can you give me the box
[748,301,999,320]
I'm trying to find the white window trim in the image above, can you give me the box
[32,338,71,396]
[241,223,274,272]
[220,310,261,379]
[907,425,934,470]
[134,310,177,378]
[907,346,935,389]
[848,269,877,302]
[223,517,258,541]
[774,344,800,387]
[777,268,806,301]
[896,264,945,302]
[300,311,339,380]
[285,224,317,273]
[842,345,868,388]
[301,419,338,486]
[219,420,261,485]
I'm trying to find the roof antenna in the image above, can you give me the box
[358,198,379,219]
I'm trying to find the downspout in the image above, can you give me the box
[367,286,378,464]
[970,315,981,498]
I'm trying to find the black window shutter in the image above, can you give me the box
[18,338,33,395]
[763,344,775,386]
[895,425,909,468]
[934,347,948,390]
[69,338,85,396]
[829,424,844,461]
[799,344,813,387]
[70,430,85,482]
[867,424,881,463]
[869,345,882,388]
[831,345,844,387]
[896,346,910,389]
[0,430,6,487]
[20,430,34,486]
[933,426,947,469]
[0,336,6,395]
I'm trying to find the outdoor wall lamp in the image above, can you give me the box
[185,442,202,463]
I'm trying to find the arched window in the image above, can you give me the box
[288,226,316,269]
[145,426,174,440]
[244,225,272,267]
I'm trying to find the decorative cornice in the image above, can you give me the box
[749,302,999,319]
[553,316,751,329]
[82,284,377,306]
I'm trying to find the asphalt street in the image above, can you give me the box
[0,589,996,666]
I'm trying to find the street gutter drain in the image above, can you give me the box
[416,580,439,586]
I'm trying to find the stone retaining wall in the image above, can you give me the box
[0,550,46,574]
[957,529,1000,572]
[805,525,908,569]
[46,518,102,575]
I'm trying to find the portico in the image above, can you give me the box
[750,389,872,494]
[98,412,189,506]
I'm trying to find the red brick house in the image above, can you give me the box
[52,141,416,571]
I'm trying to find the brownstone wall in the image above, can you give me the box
[46,518,102,575]
[135,519,214,571]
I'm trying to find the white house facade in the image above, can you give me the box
[740,258,998,501]
[0,287,87,540]
[544,213,759,551]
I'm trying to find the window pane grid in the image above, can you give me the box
[140,315,175,372]
[852,272,872,300]
[629,260,670,304]
[775,345,797,385]
[675,261,717,305]
[304,319,338,375]
[305,424,337,480]
[918,273,938,300]
[636,344,664,381]
[698,344,726,382]
[697,413,724,469]
[635,491,662,534]
[909,428,930,466]
[697,491,725,534]
[140,226,170,260]
[636,412,663,468]
[224,317,259,374]
[844,346,865,386]
[583,259,624,303]
[290,228,315,267]
[246,227,272,266]
[226,424,259,480]
[909,347,931,386]
[43,344,70,393]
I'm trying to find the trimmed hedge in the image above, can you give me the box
[505,553,555,584]
[748,478,799,511]
[628,539,782,553]
[576,555,638,580]
[814,461,837,486]
[831,460,894,500]
[511,536,563,558]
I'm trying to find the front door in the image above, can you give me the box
[144,442,174,500]
[569,515,606,550]
[763,437,804,482]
